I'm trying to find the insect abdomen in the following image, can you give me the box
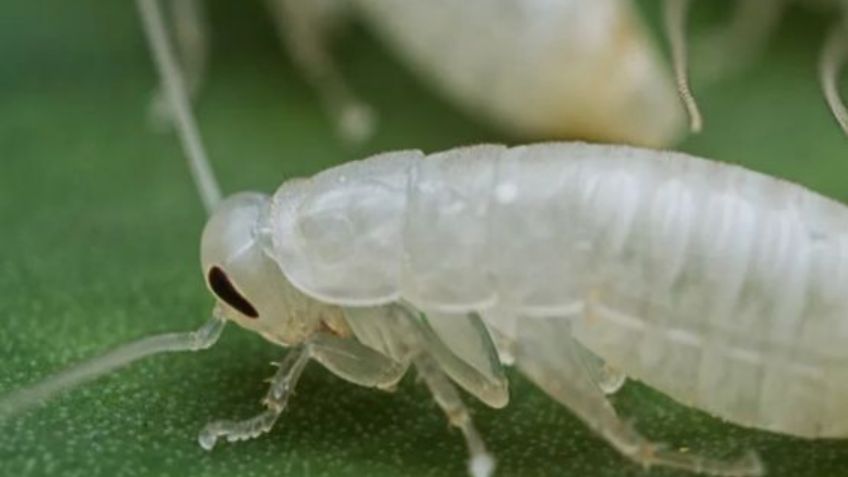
[349,0,683,146]
[270,143,848,437]
[405,142,674,314]
[561,149,848,438]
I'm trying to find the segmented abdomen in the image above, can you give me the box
[348,0,683,146]
[269,142,848,437]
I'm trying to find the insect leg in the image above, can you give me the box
[264,0,376,144]
[482,308,625,396]
[414,353,495,477]
[820,19,848,136]
[515,317,763,477]
[137,0,222,214]
[663,0,703,132]
[308,332,408,389]
[406,308,509,408]
[198,345,310,450]
[346,304,501,475]
[198,332,406,449]
[149,0,210,129]
[573,339,627,395]
[695,0,786,82]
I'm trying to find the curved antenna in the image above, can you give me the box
[137,0,222,214]
[821,19,848,136]
[0,313,225,421]
[0,0,229,424]
[664,0,703,133]
[821,23,848,135]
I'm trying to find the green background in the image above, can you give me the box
[1,1,847,476]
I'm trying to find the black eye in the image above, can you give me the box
[207,266,259,319]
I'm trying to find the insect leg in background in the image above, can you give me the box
[147,0,687,148]
[264,0,377,144]
[661,0,786,133]
[821,1,848,135]
[149,0,210,131]
[694,0,788,83]
[152,0,376,144]
[663,0,848,137]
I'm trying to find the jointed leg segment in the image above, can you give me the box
[198,346,310,450]
[414,354,494,477]
[517,318,763,476]
[265,0,376,144]
[149,0,210,129]
[696,0,786,81]
[821,21,848,136]
[598,418,763,476]
[197,331,407,450]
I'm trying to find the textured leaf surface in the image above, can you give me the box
[1,1,847,476]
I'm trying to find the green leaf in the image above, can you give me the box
[2,1,847,476]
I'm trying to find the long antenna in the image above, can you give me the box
[0,310,226,421]
[664,0,703,133]
[137,0,222,214]
[0,0,230,423]
[821,22,848,136]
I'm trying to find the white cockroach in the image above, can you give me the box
[3,1,846,477]
[663,0,848,135]
[156,0,685,147]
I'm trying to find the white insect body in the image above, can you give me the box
[4,2,838,476]
[268,141,848,440]
[166,0,685,146]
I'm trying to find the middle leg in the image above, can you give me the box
[414,354,495,477]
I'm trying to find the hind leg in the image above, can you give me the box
[265,0,375,144]
[516,317,763,476]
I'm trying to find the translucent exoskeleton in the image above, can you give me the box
[153,0,686,147]
[7,1,848,476]
[662,0,848,136]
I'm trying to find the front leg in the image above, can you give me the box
[198,345,310,450]
[198,333,406,450]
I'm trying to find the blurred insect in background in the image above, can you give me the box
[5,1,848,477]
[663,0,848,135]
[151,0,686,147]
